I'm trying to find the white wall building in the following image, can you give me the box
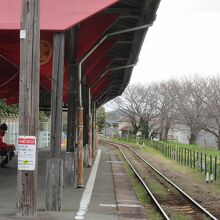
[169,124,218,149]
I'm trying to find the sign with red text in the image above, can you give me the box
[18,136,36,171]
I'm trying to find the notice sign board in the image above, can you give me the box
[18,136,36,171]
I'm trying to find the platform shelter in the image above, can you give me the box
[0,0,160,216]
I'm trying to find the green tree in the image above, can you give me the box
[96,106,105,132]
[0,100,19,117]
[39,111,50,131]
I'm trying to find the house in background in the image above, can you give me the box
[119,125,134,138]
[168,124,218,149]
[118,116,134,138]
[102,113,134,138]
[103,119,119,138]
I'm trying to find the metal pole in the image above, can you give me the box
[78,23,152,105]
[90,64,136,88]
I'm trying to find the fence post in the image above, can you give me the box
[186,149,188,166]
[210,155,213,181]
[181,148,183,164]
[190,149,192,168]
[200,152,203,172]
[193,151,196,169]
[187,149,190,167]
[214,156,217,181]
[176,146,178,162]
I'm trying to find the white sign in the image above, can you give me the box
[18,136,36,171]
[20,30,26,39]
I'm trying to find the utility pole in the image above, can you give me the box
[17,0,40,216]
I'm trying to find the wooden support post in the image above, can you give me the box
[88,89,92,166]
[46,32,65,211]
[95,106,99,149]
[46,159,63,211]
[77,40,84,187]
[82,85,92,167]
[64,152,74,186]
[92,102,96,157]
[82,84,87,147]
[17,0,40,216]
[65,27,78,186]
[82,84,89,167]
[66,27,78,153]
[50,33,65,159]
[91,104,94,157]
[77,106,84,187]
[74,149,79,188]
[84,143,89,167]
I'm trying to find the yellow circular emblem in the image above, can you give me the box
[40,40,52,65]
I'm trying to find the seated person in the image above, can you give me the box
[0,123,15,168]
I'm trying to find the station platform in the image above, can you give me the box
[0,145,145,220]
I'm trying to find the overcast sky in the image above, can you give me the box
[130,0,220,84]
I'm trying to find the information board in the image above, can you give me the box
[18,136,36,171]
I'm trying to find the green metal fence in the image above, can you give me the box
[148,141,220,181]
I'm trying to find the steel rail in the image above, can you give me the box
[100,140,170,219]
[114,141,218,220]
[116,144,170,220]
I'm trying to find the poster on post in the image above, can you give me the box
[17,136,36,171]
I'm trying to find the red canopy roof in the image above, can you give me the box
[0,0,161,106]
[0,0,119,31]
[0,11,119,104]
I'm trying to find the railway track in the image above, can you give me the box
[101,140,218,220]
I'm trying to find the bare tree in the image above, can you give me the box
[171,77,208,144]
[138,84,160,139]
[202,76,220,150]
[109,76,216,146]
[110,84,159,138]
[153,81,177,140]
[110,84,142,135]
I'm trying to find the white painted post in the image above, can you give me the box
[206,173,209,183]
